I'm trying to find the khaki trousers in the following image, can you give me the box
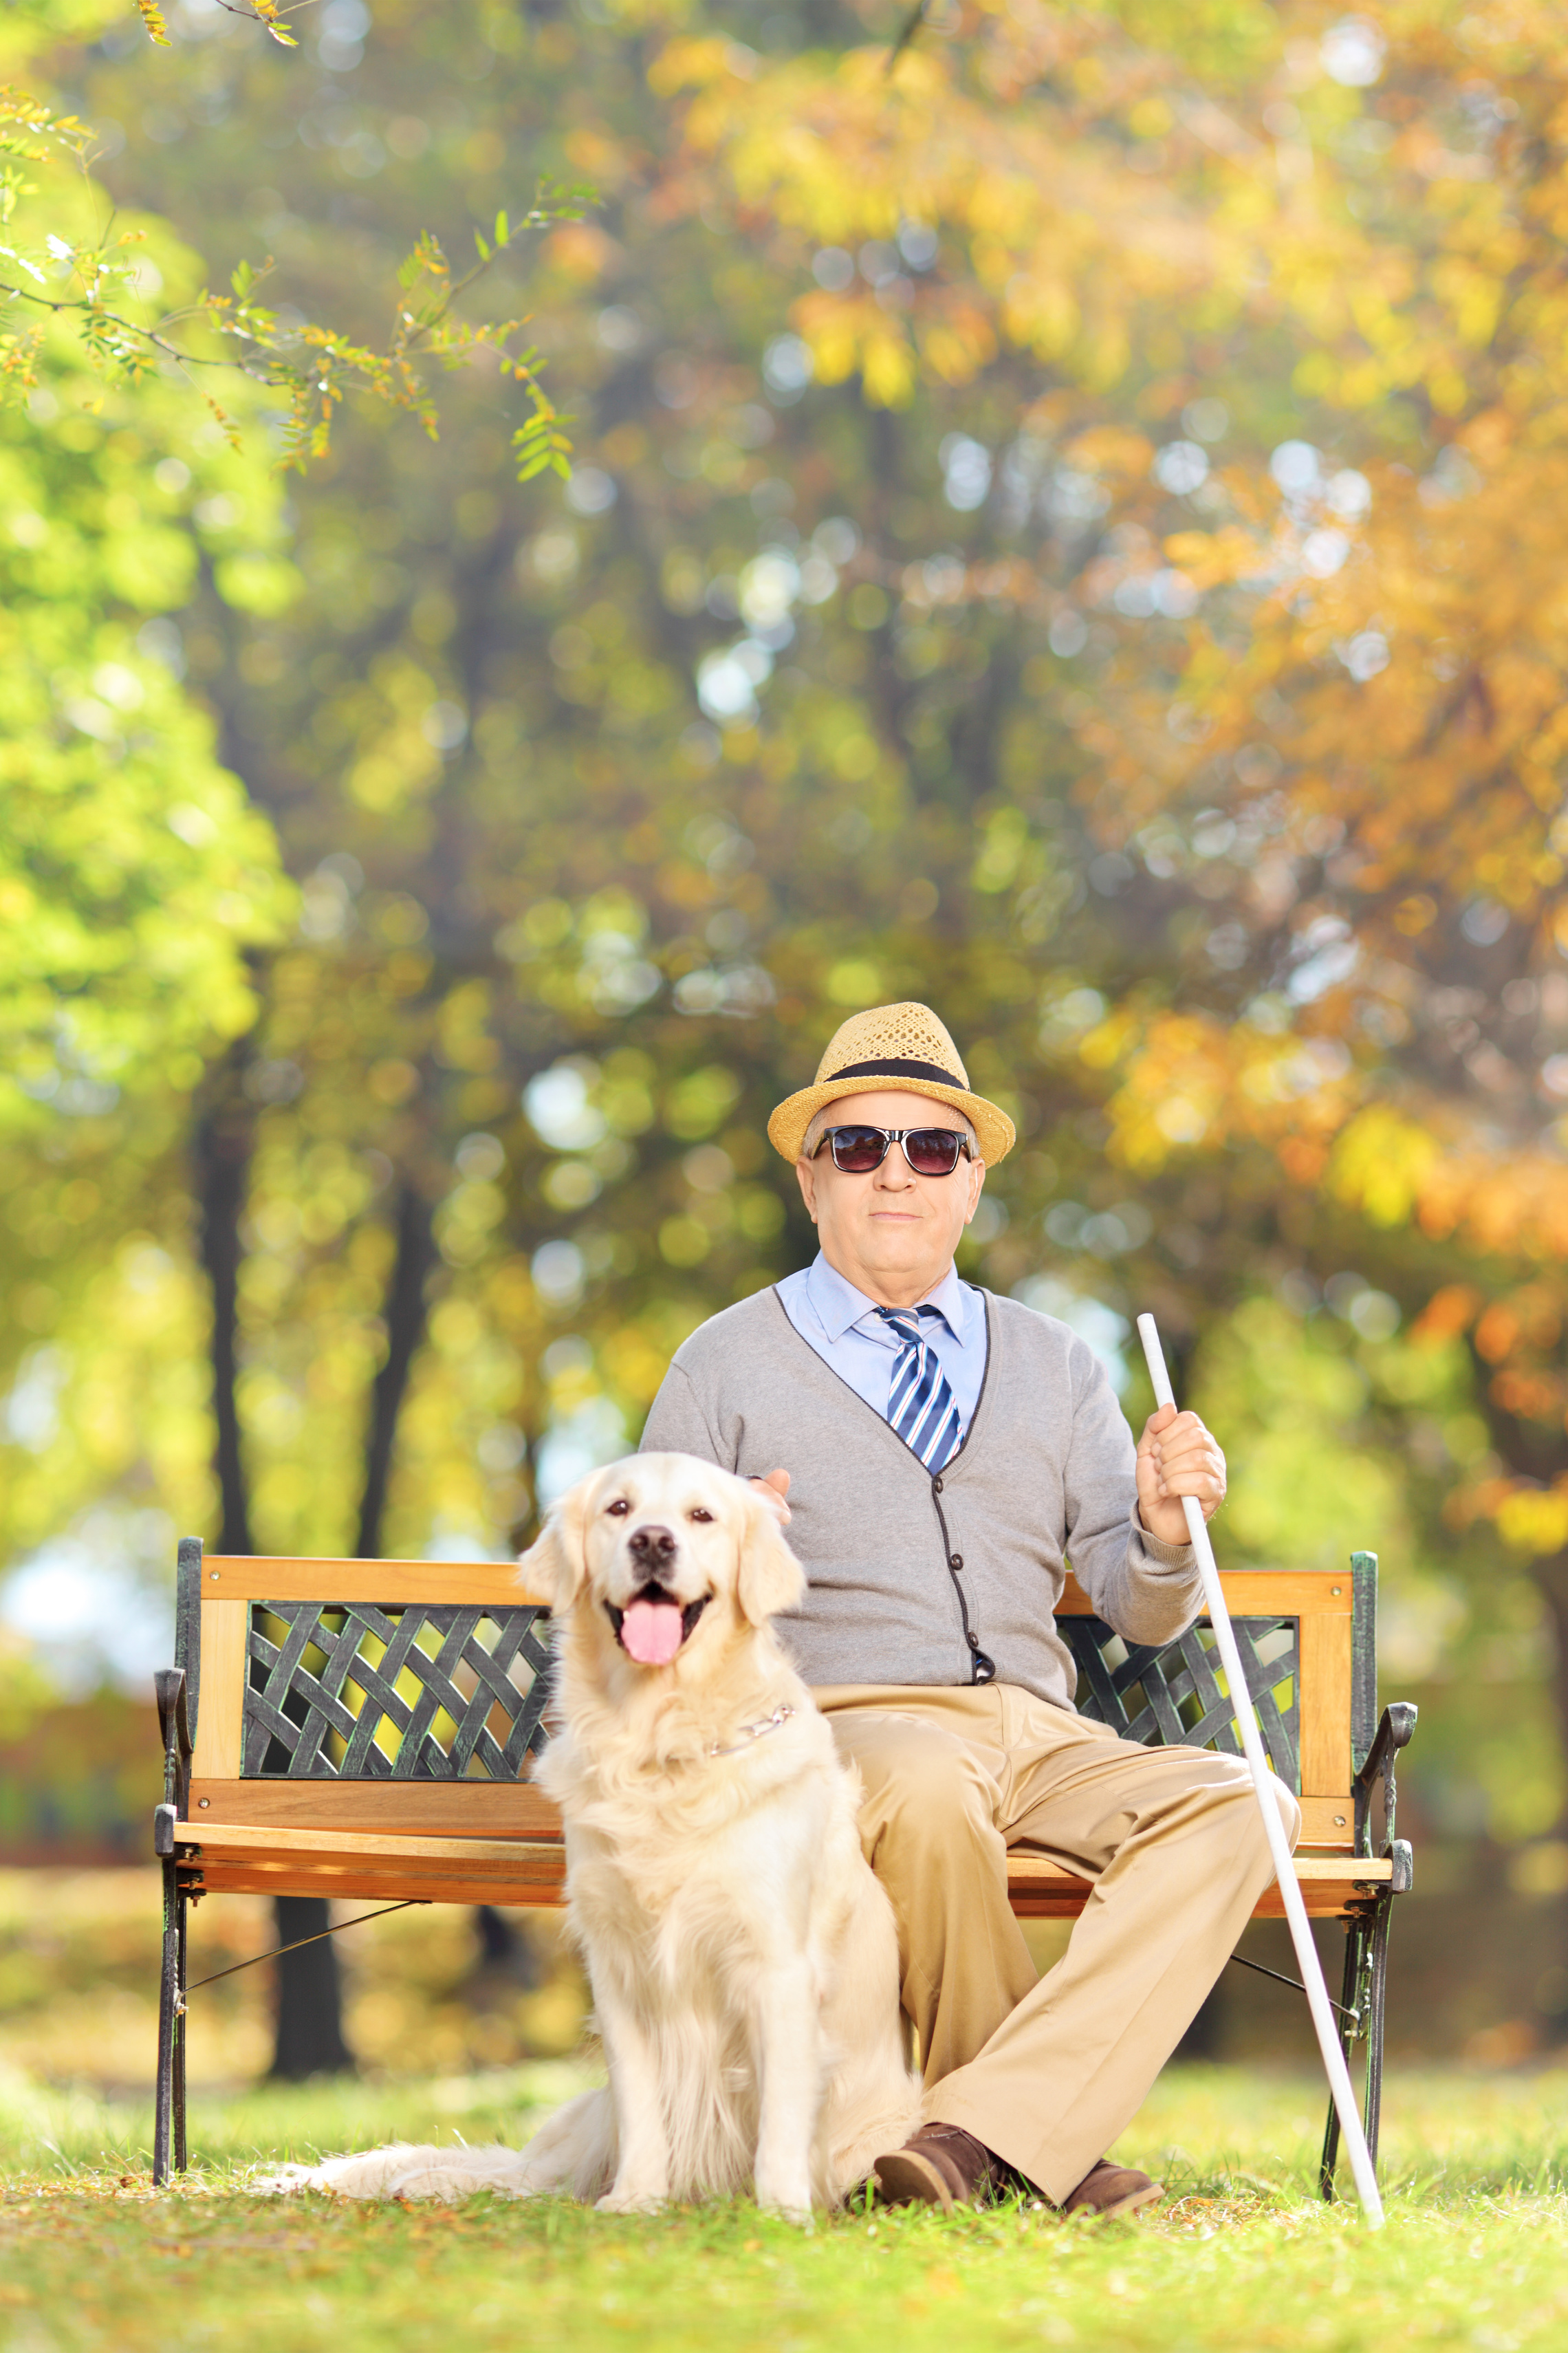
[814,1682,1300,2204]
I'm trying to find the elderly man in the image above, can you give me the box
[640,1002,1298,2218]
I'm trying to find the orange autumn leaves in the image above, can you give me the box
[1146,442,1568,940]
[1062,1003,1355,1180]
[643,0,1568,1560]
[649,30,1222,406]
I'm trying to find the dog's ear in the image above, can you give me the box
[516,1475,594,1610]
[735,1488,806,1627]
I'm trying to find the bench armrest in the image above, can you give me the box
[1354,1700,1417,1858]
[155,1667,194,1820]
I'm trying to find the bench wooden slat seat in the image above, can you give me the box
[159,1820,1400,1915]
[151,1540,1415,2203]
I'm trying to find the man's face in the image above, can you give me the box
[794,1089,986,1305]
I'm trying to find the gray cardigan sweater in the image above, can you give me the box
[639,1284,1203,1710]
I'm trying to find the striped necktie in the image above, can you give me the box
[877,1305,962,1474]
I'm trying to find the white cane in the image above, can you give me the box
[1135,1314,1384,2227]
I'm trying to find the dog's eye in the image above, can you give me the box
[688,1507,714,1523]
[606,1499,629,1517]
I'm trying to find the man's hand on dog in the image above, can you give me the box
[749,1468,792,1526]
[1136,1407,1225,1548]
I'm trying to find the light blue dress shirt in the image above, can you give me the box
[775,1252,988,1446]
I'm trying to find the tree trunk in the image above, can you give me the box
[1479,1373,1568,2046]
[1174,1981,1226,2060]
[193,1053,256,1557]
[260,1177,441,2079]
[193,1027,358,2080]
[1526,1546,1568,2043]
[355,1180,437,1559]
[269,1896,356,2080]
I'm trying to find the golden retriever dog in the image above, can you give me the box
[265,1453,921,2217]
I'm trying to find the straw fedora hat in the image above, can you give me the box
[767,1002,1016,1165]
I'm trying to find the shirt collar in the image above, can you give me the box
[804,1251,971,1345]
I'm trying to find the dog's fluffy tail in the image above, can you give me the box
[254,2087,617,2204]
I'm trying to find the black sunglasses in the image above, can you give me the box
[813,1124,977,1177]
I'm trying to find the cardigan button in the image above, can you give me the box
[932,1476,943,1493]
[950,1554,963,1571]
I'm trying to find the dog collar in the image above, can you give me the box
[707,1704,796,1759]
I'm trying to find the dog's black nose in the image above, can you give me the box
[627,1524,677,1567]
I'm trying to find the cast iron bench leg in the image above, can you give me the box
[1318,1916,1367,2200]
[1318,1896,1392,2200]
[1362,1891,1391,2172]
[175,1879,189,2173]
[152,1665,195,2186]
[153,1858,186,2187]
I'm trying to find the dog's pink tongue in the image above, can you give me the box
[620,1598,684,1666]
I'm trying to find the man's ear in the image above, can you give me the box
[736,1490,806,1627]
[516,1475,594,1610]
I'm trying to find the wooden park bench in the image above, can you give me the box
[151,1539,1415,2200]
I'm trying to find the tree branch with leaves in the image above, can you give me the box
[1,84,589,475]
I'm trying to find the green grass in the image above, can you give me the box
[3,2067,1568,2350]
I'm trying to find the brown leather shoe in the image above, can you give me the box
[1061,2158,1164,2220]
[873,2124,1003,2213]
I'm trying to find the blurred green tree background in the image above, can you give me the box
[7,0,1568,2052]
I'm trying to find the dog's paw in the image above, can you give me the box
[385,2166,494,2204]
[257,2145,442,2200]
[756,2188,815,2228]
[595,2189,667,2214]
[250,2163,325,2197]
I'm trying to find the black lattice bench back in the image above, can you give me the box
[152,1544,1413,2200]
[243,1598,555,1783]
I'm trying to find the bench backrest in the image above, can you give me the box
[174,1541,1375,1851]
